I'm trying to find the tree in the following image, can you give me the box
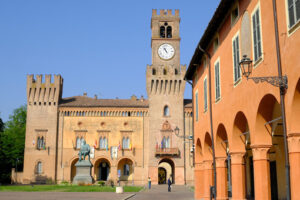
[0,105,26,184]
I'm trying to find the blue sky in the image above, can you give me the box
[0,0,220,122]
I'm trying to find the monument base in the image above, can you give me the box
[72,160,93,185]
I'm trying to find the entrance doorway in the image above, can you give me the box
[98,162,110,181]
[158,167,167,184]
[158,158,174,184]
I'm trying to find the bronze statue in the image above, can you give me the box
[78,140,90,161]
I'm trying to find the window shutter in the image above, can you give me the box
[256,11,262,59]
[195,93,198,121]
[252,14,258,61]
[233,40,237,82]
[236,36,240,79]
[204,79,207,111]
[296,0,300,22]
[289,0,295,27]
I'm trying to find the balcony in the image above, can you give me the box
[155,148,179,156]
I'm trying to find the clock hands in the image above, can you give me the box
[164,48,168,53]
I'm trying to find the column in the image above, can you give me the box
[216,157,227,200]
[202,160,213,200]
[230,152,246,200]
[194,162,204,200]
[251,145,271,200]
[288,133,300,200]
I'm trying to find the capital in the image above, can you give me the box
[215,157,227,168]
[251,144,271,161]
[288,133,300,153]
[230,152,245,165]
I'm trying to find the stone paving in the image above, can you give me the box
[0,185,194,200]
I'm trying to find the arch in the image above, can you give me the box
[254,94,280,145]
[215,123,228,157]
[160,26,165,38]
[167,26,172,38]
[290,78,300,132]
[195,138,203,164]
[158,158,175,184]
[117,158,134,181]
[94,158,111,181]
[203,132,213,160]
[70,158,79,181]
[232,111,250,152]
[164,105,170,116]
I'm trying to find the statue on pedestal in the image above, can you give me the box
[78,140,90,162]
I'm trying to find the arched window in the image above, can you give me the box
[162,136,166,149]
[123,164,130,176]
[126,137,130,149]
[166,136,170,148]
[76,137,81,149]
[175,68,178,75]
[152,68,156,75]
[164,105,170,116]
[167,26,172,38]
[163,68,167,75]
[99,137,103,149]
[122,137,126,149]
[37,137,41,149]
[160,26,165,38]
[37,161,42,174]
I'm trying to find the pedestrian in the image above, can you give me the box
[148,177,151,189]
[167,177,171,192]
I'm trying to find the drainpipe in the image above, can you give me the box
[198,46,217,199]
[272,0,291,199]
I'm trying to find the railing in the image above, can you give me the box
[155,148,179,156]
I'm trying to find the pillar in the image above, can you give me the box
[230,152,246,200]
[216,157,227,200]
[251,145,271,200]
[194,162,204,200]
[203,160,213,200]
[288,133,300,200]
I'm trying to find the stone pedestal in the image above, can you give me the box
[72,160,93,184]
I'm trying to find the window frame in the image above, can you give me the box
[232,31,242,85]
[214,58,221,102]
[231,1,239,26]
[251,3,264,67]
[203,76,208,112]
[285,0,300,35]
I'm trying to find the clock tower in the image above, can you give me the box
[146,9,187,185]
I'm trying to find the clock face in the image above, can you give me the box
[158,44,175,60]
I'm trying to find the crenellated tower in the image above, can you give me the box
[146,9,186,184]
[23,74,63,183]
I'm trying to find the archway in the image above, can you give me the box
[117,158,133,181]
[255,94,286,199]
[158,158,174,184]
[216,124,230,198]
[232,111,253,199]
[94,158,111,181]
[70,158,79,181]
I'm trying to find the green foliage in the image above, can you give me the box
[97,181,105,186]
[0,105,26,184]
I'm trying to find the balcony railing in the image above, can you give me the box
[155,148,179,156]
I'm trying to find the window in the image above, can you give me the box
[37,136,45,150]
[160,26,166,38]
[204,78,208,112]
[152,68,156,75]
[167,26,172,38]
[122,137,130,149]
[163,68,167,75]
[37,162,42,174]
[233,35,241,83]
[215,61,221,101]
[164,105,170,116]
[99,137,107,149]
[252,8,262,62]
[195,91,199,121]
[231,4,239,24]
[123,164,130,176]
[287,0,300,28]
[76,137,81,149]
[175,68,178,75]
[166,136,170,148]
[160,22,172,38]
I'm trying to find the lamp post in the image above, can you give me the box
[239,54,291,200]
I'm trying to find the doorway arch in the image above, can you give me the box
[158,158,175,184]
[94,158,111,181]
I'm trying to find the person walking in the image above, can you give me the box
[148,177,151,189]
[167,177,172,192]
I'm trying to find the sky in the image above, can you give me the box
[0,0,220,122]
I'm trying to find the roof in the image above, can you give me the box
[185,0,234,80]
[59,96,192,108]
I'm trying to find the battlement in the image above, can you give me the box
[152,9,179,17]
[27,74,63,106]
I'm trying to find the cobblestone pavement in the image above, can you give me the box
[131,185,194,200]
[0,192,135,200]
[0,185,194,200]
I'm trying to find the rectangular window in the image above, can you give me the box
[214,62,221,101]
[288,0,300,28]
[204,78,208,112]
[195,91,199,121]
[233,35,241,83]
[252,8,262,62]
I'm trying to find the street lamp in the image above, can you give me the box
[239,54,291,200]
[239,55,288,93]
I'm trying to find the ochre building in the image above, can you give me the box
[185,0,300,199]
[17,9,194,186]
